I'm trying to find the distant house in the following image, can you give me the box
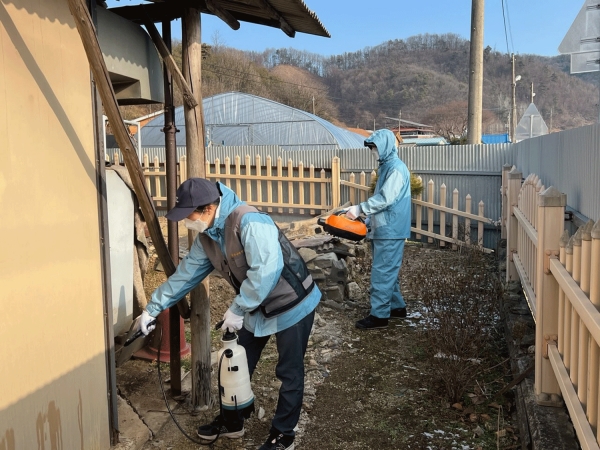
[391,119,436,139]
[400,137,448,147]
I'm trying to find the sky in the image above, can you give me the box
[105,0,583,58]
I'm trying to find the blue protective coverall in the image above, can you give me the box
[146,183,320,337]
[146,183,321,437]
[360,129,411,319]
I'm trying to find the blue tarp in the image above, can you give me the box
[481,133,510,144]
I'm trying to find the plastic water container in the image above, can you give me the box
[218,332,254,411]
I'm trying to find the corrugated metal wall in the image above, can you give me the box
[108,143,515,248]
[108,125,600,234]
[515,123,600,222]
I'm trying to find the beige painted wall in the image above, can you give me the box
[0,1,110,449]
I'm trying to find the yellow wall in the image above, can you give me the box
[0,1,110,448]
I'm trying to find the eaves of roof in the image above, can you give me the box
[110,0,330,38]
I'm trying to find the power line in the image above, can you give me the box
[505,0,515,54]
[501,0,511,55]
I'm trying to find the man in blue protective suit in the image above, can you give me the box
[345,129,411,330]
[134,177,320,450]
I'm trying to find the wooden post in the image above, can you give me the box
[564,237,574,371]
[287,158,294,213]
[298,161,305,215]
[558,231,569,357]
[182,7,211,409]
[590,221,600,430]
[501,164,513,239]
[506,167,522,282]
[277,157,284,213]
[246,155,253,203]
[267,156,274,213]
[362,171,369,203]
[320,169,327,213]
[478,201,485,248]
[465,194,472,245]
[415,176,423,240]
[452,188,459,250]
[427,180,434,244]
[65,0,189,317]
[570,232,581,389]
[534,186,566,404]
[235,155,242,197]
[349,173,356,206]
[439,184,446,247]
[331,156,341,209]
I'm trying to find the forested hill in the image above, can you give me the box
[126,33,597,135]
[246,33,597,133]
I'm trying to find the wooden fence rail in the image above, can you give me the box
[110,152,495,251]
[503,165,600,450]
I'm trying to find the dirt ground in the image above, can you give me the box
[116,224,519,450]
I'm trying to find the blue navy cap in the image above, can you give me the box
[165,178,220,221]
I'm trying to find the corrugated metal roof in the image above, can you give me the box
[482,133,510,144]
[401,137,448,146]
[110,0,330,38]
[140,92,365,149]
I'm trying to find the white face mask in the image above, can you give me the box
[184,218,209,233]
[371,148,379,160]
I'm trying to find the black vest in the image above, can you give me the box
[199,205,315,318]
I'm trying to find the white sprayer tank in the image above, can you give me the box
[218,333,254,411]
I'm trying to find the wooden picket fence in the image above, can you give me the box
[503,164,600,449]
[108,152,495,251]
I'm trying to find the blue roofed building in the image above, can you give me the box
[482,133,510,144]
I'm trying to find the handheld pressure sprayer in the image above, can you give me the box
[123,318,254,445]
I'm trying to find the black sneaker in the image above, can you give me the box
[390,307,407,319]
[197,415,244,440]
[355,315,388,330]
[259,432,295,450]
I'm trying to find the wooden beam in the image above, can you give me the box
[252,0,295,37]
[142,18,198,109]
[67,0,190,318]
[205,0,240,30]
[182,6,212,410]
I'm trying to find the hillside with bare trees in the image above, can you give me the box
[122,33,597,135]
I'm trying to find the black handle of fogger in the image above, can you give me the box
[215,320,237,341]
[123,319,157,347]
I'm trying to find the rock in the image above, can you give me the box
[298,247,318,263]
[326,259,348,286]
[314,253,338,268]
[346,282,362,300]
[309,267,326,281]
[323,286,344,303]
[321,299,344,311]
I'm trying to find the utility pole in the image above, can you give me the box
[467,0,484,144]
[398,110,402,140]
[511,54,518,143]
[531,82,535,103]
